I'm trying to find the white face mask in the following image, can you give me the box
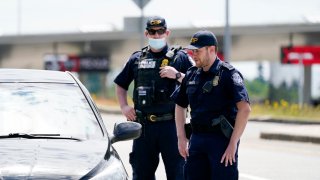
[148,38,166,50]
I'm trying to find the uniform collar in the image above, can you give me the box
[202,57,221,75]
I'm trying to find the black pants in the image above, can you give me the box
[130,120,184,180]
[184,133,239,180]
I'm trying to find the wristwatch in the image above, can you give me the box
[175,72,182,80]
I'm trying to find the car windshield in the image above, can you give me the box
[0,83,103,139]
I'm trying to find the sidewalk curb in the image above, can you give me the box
[260,132,320,144]
[99,108,320,125]
[251,117,320,144]
[250,118,320,125]
[98,106,320,144]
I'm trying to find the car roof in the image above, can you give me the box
[0,69,75,83]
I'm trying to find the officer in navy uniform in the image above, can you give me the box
[114,16,194,180]
[172,30,251,180]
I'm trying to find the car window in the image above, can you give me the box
[0,83,103,139]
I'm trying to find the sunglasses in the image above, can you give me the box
[147,28,166,35]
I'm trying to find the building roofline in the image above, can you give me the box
[0,23,319,45]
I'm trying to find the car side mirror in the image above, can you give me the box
[110,121,142,144]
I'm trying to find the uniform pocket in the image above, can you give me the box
[135,86,153,107]
[186,84,198,106]
[186,85,197,94]
[155,88,169,102]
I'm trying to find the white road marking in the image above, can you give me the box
[240,173,272,180]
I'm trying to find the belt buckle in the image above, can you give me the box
[149,115,157,122]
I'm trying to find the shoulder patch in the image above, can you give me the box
[221,62,235,70]
[232,72,244,86]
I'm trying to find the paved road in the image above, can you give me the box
[102,114,320,180]
[239,122,320,180]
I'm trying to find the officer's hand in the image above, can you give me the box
[159,66,178,79]
[220,142,237,167]
[178,137,189,160]
[121,105,136,121]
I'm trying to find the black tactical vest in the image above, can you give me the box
[133,47,178,114]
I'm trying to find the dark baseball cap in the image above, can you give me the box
[146,16,167,30]
[186,30,218,50]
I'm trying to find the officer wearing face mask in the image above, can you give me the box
[114,16,194,180]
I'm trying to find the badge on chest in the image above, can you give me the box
[212,76,219,86]
[161,59,169,67]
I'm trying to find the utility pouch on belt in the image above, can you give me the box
[135,109,144,122]
[211,115,234,139]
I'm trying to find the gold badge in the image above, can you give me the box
[191,38,198,43]
[161,59,169,67]
[150,20,161,25]
[212,76,219,86]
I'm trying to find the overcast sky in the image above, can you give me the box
[0,0,319,97]
[0,0,320,35]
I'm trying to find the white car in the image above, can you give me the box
[0,69,141,179]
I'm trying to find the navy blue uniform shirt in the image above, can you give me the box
[173,57,250,126]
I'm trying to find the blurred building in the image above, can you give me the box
[0,17,320,102]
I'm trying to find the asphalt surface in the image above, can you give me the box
[98,105,320,145]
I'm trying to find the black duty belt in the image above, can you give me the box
[136,109,174,123]
[191,123,221,134]
[190,115,233,139]
[147,113,173,122]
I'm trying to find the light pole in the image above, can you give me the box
[298,55,304,108]
[288,52,313,108]
[140,3,145,49]
[17,0,22,35]
[223,0,231,63]
[133,0,151,49]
